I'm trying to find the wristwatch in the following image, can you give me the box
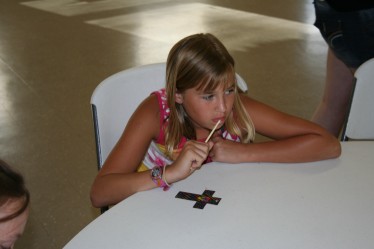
[151,166,163,182]
[151,166,170,191]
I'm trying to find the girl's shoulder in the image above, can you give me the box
[132,93,160,125]
[137,88,165,112]
[239,93,270,110]
[238,94,283,125]
[151,88,167,106]
[238,93,257,108]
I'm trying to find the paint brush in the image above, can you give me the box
[205,120,221,143]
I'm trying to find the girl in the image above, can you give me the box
[90,33,341,208]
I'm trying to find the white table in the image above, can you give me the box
[64,142,374,249]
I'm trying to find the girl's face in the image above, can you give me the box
[176,83,235,138]
[0,199,29,249]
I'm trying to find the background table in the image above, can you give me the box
[64,142,374,249]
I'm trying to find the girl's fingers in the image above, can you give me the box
[173,140,213,177]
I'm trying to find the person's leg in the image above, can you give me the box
[312,49,355,137]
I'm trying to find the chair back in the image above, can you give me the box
[91,63,166,168]
[341,58,374,141]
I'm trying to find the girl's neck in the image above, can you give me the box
[194,128,209,140]
[195,127,222,141]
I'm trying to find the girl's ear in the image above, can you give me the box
[175,92,184,104]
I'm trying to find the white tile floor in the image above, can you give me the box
[0,1,328,248]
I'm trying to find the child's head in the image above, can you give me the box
[164,33,255,155]
[0,160,30,248]
[166,33,236,95]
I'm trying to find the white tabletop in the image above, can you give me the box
[64,142,374,249]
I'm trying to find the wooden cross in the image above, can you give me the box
[175,190,221,209]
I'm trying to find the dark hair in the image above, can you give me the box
[0,159,30,222]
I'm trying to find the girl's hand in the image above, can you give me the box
[165,140,213,183]
[209,136,244,163]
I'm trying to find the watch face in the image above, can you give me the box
[151,166,162,179]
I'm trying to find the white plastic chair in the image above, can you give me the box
[341,58,374,141]
[90,62,248,212]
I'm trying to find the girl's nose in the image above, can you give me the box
[216,97,227,112]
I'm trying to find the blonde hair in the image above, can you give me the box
[164,33,255,157]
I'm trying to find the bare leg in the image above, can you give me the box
[312,49,355,137]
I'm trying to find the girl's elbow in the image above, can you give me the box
[326,136,341,159]
[332,140,342,158]
[90,186,105,208]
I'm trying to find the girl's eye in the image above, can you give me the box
[225,88,235,95]
[202,94,214,101]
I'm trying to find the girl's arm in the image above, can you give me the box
[90,95,162,208]
[210,95,341,163]
[90,95,212,208]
